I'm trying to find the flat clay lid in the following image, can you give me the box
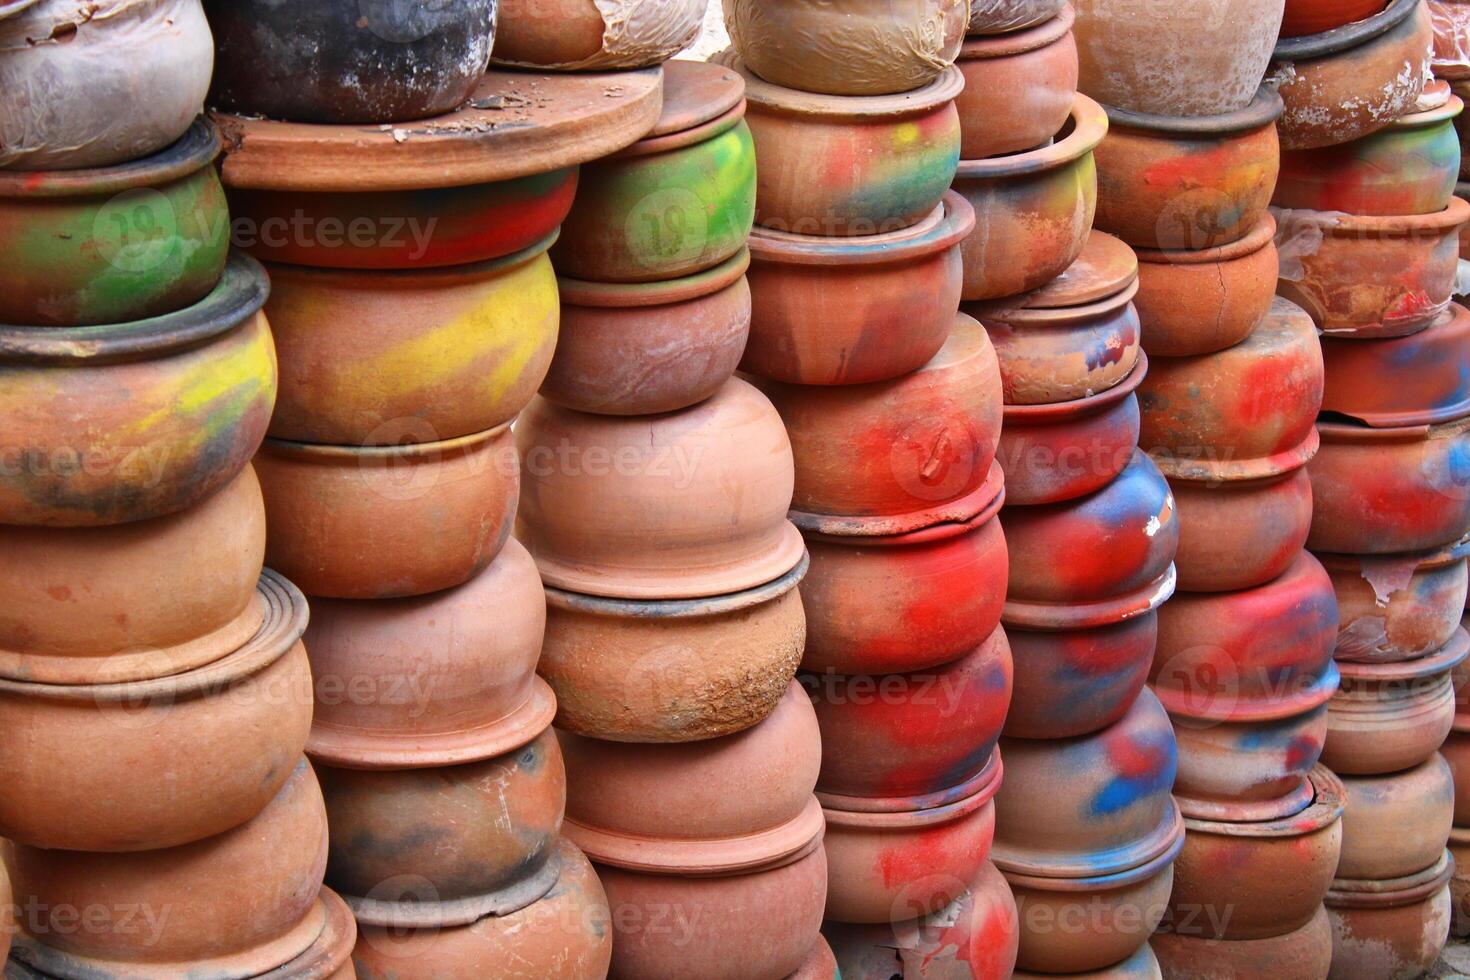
[1020,231,1138,308]
[214,68,664,192]
[649,60,745,139]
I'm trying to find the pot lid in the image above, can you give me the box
[1338,626,1470,683]
[0,118,219,199]
[646,60,745,139]
[819,747,1003,816]
[1175,777,1319,824]
[1181,766,1345,835]
[718,52,965,120]
[1006,231,1138,310]
[1326,849,1454,908]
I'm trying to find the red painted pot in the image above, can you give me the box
[1169,466,1315,593]
[1326,853,1454,980]
[955,5,1079,160]
[1012,943,1162,979]
[1152,906,1333,980]
[1338,755,1455,880]
[1281,0,1388,36]
[1095,88,1282,251]
[742,192,974,386]
[1320,303,1470,427]
[954,93,1107,300]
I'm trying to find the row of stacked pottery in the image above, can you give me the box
[0,1,354,977]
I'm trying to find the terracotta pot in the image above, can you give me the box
[256,425,518,599]
[810,626,1012,804]
[1281,0,1388,35]
[822,751,1002,924]
[788,936,839,980]
[0,252,275,527]
[1132,212,1279,357]
[0,569,312,851]
[544,249,751,416]
[1275,84,1462,216]
[955,6,1079,159]
[997,352,1143,505]
[0,464,264,684]
[264,235,558,445]
[797,468,1008,675]
[1326,852,1454,980]
[1431,0,1470,78]
[492,0,702,69]
[351,837,613,980]
[1012,943,1162,979]
[1320,303,1470,428]
[259,886,357,980]
[722,0,967,97]
[965,230,1141,406]
[7,758,328,977]
[1095,89,1282,251]
[1308,417,1470,555]
[1072,0,1284,116]
[1323,629,1467,775]
[1337,755,1455,879]
[1446,729,1470,825]
[517,380,803,599]
[1169,467,1315,593]
[969,0,1068,33]
[741,193,974,386]
[1164,766,1343,941]
[953,93,1107,300]
[206,0,494,124]
[1152,906,1333,980]
[822,860,1019,979]
[553,61,755,283]
[754,315,1002,529]
[727,57,962,237]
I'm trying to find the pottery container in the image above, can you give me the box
[1337,754,1455,880]
[1318,302,1470,427]
[1151,906,1334,980]
[954,5,1079,159]
[1322,542,1470,663]
[492,0,703,69]
[1012,943,1163,979]
[969,0,1068,33]
[1431,0,1470,78]
[1326,852,1454,980]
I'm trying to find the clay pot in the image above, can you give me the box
[741,192,974,386]
[754,314,1003,529]
[1455,828,1470,939]
[544,249,751,416]
[0,0,212,171]
[822,751,1002,924]
[1152,906,1334,980]
[1320,303,1470,427]
[492,0,702,69]
[1323,542,1470,663]
[965,230,1142,406]
[1072,0,1284,116]
[1132,212,1279,357]
[260,886,357,980]
[729,58,963,237]
[1281,0,1388,36]
[352,837,613,980]
[789,937,839,980]
[0,857,9,966]
[1168,465,1315,594]
[1323,629,1468,775]
[0,252,275,527]
[553,61,755,283]
[0,569,312,851]
[1275,84,1462,216]
[1326,852,1454,980]
[969,0,1068,33]
[263,236,558,445]
[1431,0,1470,78]
[0,465,264,684]
[797,467,1008,675]
[1308,417,1470,555]
[1012,944,1162,979]
[997,352,1143,505]
[206,0,495,124]
[1164,766,1343,941]
[823,860,1019,979]
[1095,89,1282,251]
[1446,719,1470,825]
[953,93,1107,300]
[1337,755,1455,879]
[810,626,1012,804]
[955,5,1079,159]
[7,758,328,977]
[255,425,518,600]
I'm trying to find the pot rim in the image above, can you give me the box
[558,246,750,308]
[1337,626,1470,683]
[1320,304,1470,429]
[972,277,1139,326]
[733,59,965,120]
[1174,777,1320,823]
[1134,211,1277,264]
[265,228,558,288]
[1391,83,1465,128]
[1181,765,1345,836]
[747,191,976,267]
[343,850,561,929]
[613,99,747,159]
[545,551,807,618]
[1326,849,1454,908]
[1273,0,1421,61]
[794,459,1006,542]
[1003,566,1175,631]
[1306,194,1470,237]
[1151,428,1320,484]
[261,419,512,462]
[821,749,1003,826]
[256,888,356,979]
[954,93,1108,180]
[995,799,1185,886]
[1102,85,1285,136]
[1003,349,1146,422]
[958,2,1074,58]
[1316,412,1470,442]
[973,231,1139,312]
[639,60,747,139]
[1315,532,1470,572]
[0,250,268,361]
[1157,659,1342,723]
[0,118,219,199]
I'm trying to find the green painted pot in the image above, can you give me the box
[0,119,229,327]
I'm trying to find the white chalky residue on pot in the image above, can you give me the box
[498,0,703,69]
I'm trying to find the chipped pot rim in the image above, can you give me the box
[261,419,513,462]
[1308,194,1470,237]
[558,247,749,308]
[1181,765,1345,837]
[1272,0,1421,62]
[793,459,1005,542]
[1133,211,1277,264]
[1326,849,1454,908]
[1151,428,1320,484]
[954,92,1108,180]
[266,228,559,287]
[1102,86,1284,136]
[0,118,220,199]
[1174,778,1319,823]
[544,552,808,618]
[1003,566,1175,632]
[1337,626,1470,683]
[343,851,561,929]
[1157,659,1342,724]
[1314,532,1470,571]
[747,191,975,267]
[1003,349,1147,421]
[821,750,1003,825]
[728,57,966,120]
[1316,412,1470,442]
[958,2,1075,58]
[995,799,1185,885]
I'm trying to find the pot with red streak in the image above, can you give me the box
[1320,538,1470,662]
[1280,0,1387,36]
[1318,302,1470,427]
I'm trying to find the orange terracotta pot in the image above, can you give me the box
[1337,755,1456,880]
[1151,905,1333,980]
[1281,0,1387,36]
[1168,467,1314,593]
[1326,853,1454,980]
[1012,943,1162,978]
[491,0,702,69]
[261,886,357,980]
[955,5,1079,159]
[788,936,839,979]
[1321,541,1470,663]
[1319,302,1470,427]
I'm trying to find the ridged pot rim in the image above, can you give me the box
[265,888,356,978]
[1299,195,1470,238]
[0,251,268,360]
[1315,532,1470,572]
[1102,86,1285,136]
[1134,211,1277,264]
[613,99,748,160]
[545,552,807,619]
[732,58,965,120]
[958,2,1074,58]
[954,93,1108,180]
[1326,850,1454,908]
[1391,82,1465,128]
[1003,349,1146,422]
[1174,778,1320,823]
[0,118,219,199]
[821,750,1003,825]
[1003,566,1175,631]
[1320,304,1470,429]
[1316,412,1470,442]
[972,277,1139,327]
[794,459,1005,542]
[265,228,558,288]
[344,849,562,929]
[747,191,975,267]
[558,247,749,308]
[1337,626,1470,683]
[1158,660,1342,723]
[1151,428,1319,484]
[972,231,1138,312]
[261,420,512,462]
[995,799,1185,886]
[1181,765,1345,836]
[1273,0,1421,61]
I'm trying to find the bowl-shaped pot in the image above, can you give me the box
[1308,417,1470,554]
[741,193,974,386]
[256,425,518,600]
[0,0,212,171]
[0,120,228,326]
[965,230,1141,406]
[7,758,327,978]
[1169,466,1315,593]
[1271,0,1433,150]
[1338,755,1455,879]
[351,837,613,980]
[1319,303,1470,428]
[492,0,702,69]
[955,5,1079,159]
[797,468,1008,675]
[754,314,1002,529]
[0,464,264,684]
[0,251,275,527]
[1132,212,1279,357]
[1326,854,1454,980]
[206,0,494,123]
[1012,943,1162,979]
[544,249,751,416]
[264,235,559,445]
[1152,905,1333,979]
[1095,89,1282,251]
[0,569,312,851]
[954,93,1107,300]
[823,752,1002,924]
[1323,543,1470,662]
[810,626,1012,804]
[1281,0,1388,35]
[553,61,755,283]
[517,379,804,599]
[969,0,1068,33]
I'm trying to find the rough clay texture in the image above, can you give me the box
[968,0,1066,34]
[501,0,704,69]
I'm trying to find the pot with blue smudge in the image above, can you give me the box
[1320,539,1470,663]
[1319,302,1470,428]
[1325,851,1455,980]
